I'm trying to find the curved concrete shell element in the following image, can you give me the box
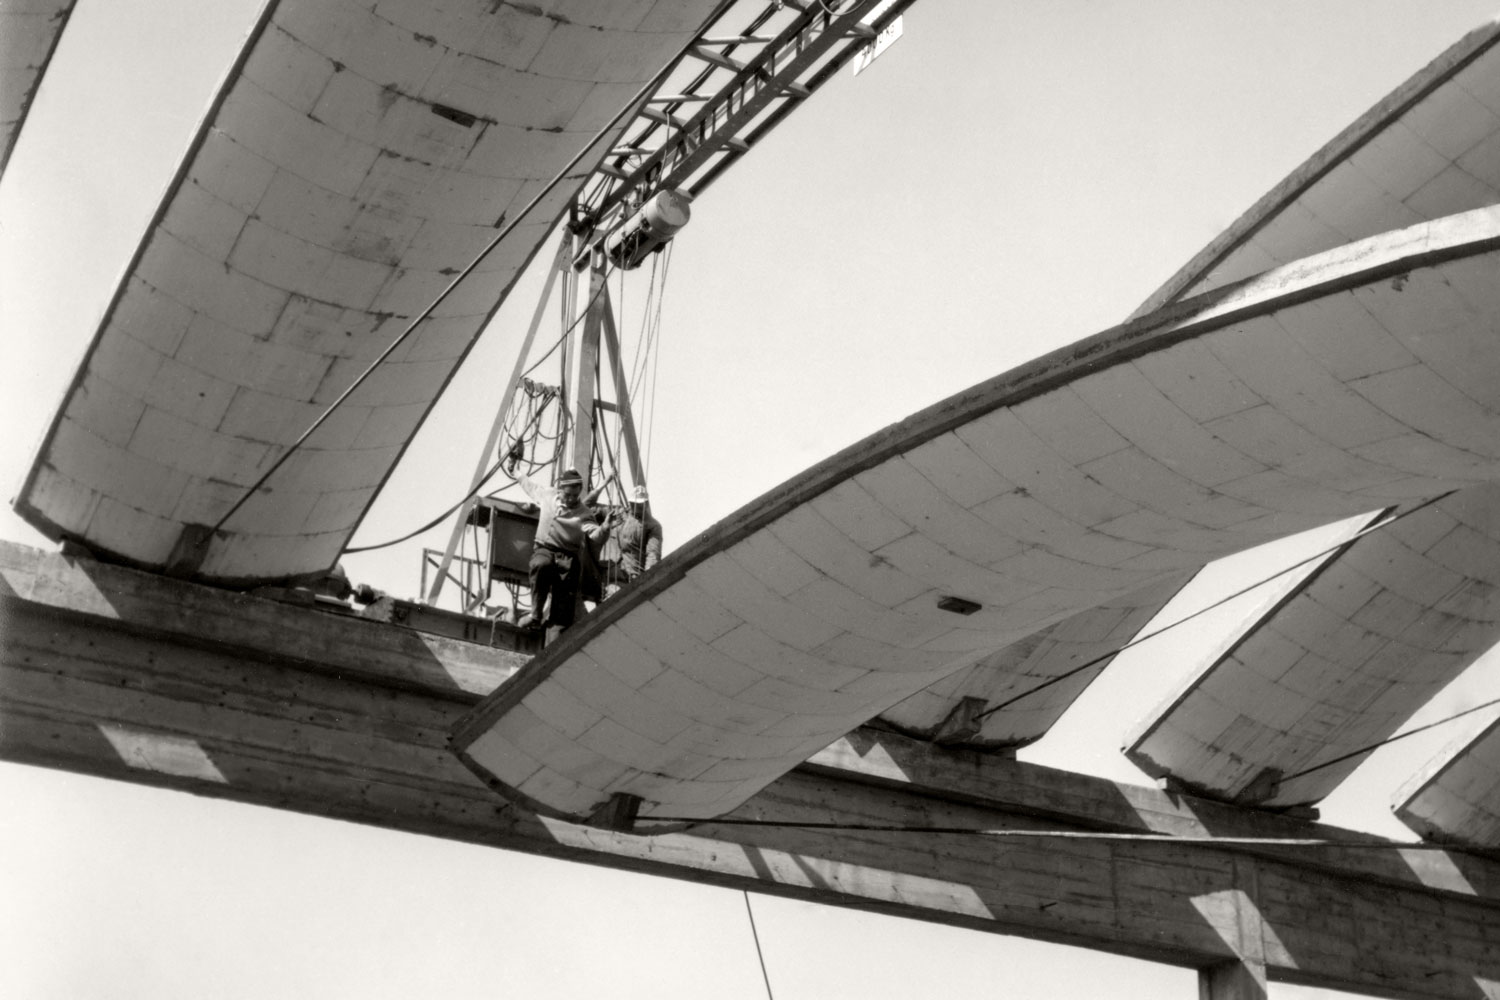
[1133,16,1500,318]
[883,18,1500,759]
[13,0,719,584]
[0,0,76,176]
[1127,484,1500,808]
[453,205,1500,823]
[1396,716,1500,848]
[875,573,1190,748]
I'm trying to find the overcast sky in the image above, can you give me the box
[3,2,1500,997]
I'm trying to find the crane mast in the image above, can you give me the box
[422,0,913,616]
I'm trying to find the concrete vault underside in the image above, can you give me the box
[7,7,1500,1000]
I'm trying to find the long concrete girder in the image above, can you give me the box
[3,540,1499,1000]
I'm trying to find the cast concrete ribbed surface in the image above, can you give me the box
[19,4,1500,846]
[14,0,718,582]
[1136,20,1500,317]
[457,20,1500,827]
[1397,716,1500,846]
[457,207,1500,822]
[1128,485,1500,809]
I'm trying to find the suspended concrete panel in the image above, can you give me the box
[1127,484,1500,809]
[0,0,75,176]
[455,205,1500,824]
[1396,715,1500,849]
[13,0,720,584]
[1134,17,1500,318]
[875,573,1190,749]
[881,20,1500,755]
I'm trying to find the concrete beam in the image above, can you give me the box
[4,540,1500,1000]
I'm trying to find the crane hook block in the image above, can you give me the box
[604,189,692,270]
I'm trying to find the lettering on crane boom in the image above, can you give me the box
[853,7,903,76]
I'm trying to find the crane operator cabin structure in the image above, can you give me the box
[7,4,1500,1000]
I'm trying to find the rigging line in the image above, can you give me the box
[1277,694,1500,783]
[648,818,1467,850]
[743,892,776,1000]
[970,489,1461,724]
[344,459,512,553]
[612,262,653,475]
[597,418,629,508]
[466,504,482,606]
[639,249,669,399]
[206,6,737,535]
[345,396,557,552]
[522,274,613,379]
[644,242,672,475]
[626,252,661,400]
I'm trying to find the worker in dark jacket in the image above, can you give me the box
[515,468,607,630]
[605,484,662,597]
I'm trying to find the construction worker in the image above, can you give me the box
[514,468,609,631]
[604,484,662,597]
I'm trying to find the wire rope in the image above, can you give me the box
[969,490,1458,725]
[1276,694,1500,783]
[344,392,559,553]
[343,459,512,553]
[743,893,776,1000]
[522,276,612,380]
[643,242,672,476]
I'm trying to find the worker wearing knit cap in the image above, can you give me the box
[516,468,607,630]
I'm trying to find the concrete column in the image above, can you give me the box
[1196,857,1267,1000]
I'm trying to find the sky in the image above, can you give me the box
[3,2,1500,997]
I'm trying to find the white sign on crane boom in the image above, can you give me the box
[853,0,904,75]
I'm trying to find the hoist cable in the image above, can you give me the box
[344,459,512,553]
[626,252,661,402]
[344,395,558,553]
[1276,694,1500,783]
[743,892,776,1000]
[522,276,612,379]
[970,489,1459,725]
[207,7,736,534]
[644,243,672,475]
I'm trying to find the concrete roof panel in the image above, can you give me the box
[1128,485,1500,807]
[275,0,448,94]
[17,12,722,580]
[242,23,338,111]
[424,57,594,130]
[373,1,553,68]
[1396,716,1500,848]
[1133,21,1500,317]
[160,182,253,262]
[457,207,1500,823]
[16,0,720,581]
[62,371,147,449]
